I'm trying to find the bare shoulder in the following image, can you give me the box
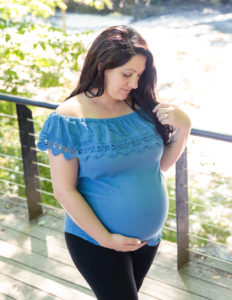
[55,95,83,117]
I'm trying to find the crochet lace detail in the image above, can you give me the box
[37,132,163,161]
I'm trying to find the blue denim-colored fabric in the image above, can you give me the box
[36,108,169,246]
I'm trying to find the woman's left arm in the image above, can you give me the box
[152,103,192,172]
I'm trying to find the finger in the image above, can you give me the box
[159,114,170,123]
[126,238,142,246]
[132,241,147,250]
[157,111,171,123]
[160,117,172,125]
[137,241,147,249]
[130,241,147,251]
[152,103,161,113]
[152,103,170,113]
[156,108,170,118]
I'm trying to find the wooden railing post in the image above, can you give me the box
[175,147,189,269]
[16,104,43,220]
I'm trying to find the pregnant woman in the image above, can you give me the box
[37,25,191,300]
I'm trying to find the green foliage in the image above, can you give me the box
[162,177,177,242]
[40,72,60,87]
[73,0,113,10]
[0,0,113,25]
[0,18,89,96]
[0,0,67,21]
[0,0,92,206]
[0,102,62,208]
[163,171,232,250]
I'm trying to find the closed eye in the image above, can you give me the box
[123,74,132,78]
[123,73,142,78]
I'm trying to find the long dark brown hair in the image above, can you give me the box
[65,25,174,145]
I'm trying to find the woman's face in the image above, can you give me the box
[104,54,146,102]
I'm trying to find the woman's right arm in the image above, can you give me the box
[48,149,111,246]
[48,149,147,251]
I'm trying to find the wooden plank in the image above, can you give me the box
[2,223,203,299]
[1,200,179,256]
[1,197,232,300]
[0,273,62,300]
[0,238,201,300]
[0,204,180,270]
[0,225,72,265]
[1,197,65,232]
[1,217,179,273]
[151,249,232,292]
[0,211,66,249]
[0,260,95,300]
[0,240,89,288]
[3,218,232,295]
[1,198,231,279]
[189,252,232,274]
[0,223,182,300]
[0,292,15,300]
[0,193,64,218]
[179,260,232,290]
[0,223,178,270]
[0,228,224,300]
[147,262,232,300]
[141,277,208,300]
[0,201,65,238]
[0,239,160,300]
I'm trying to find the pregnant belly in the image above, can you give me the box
[83,175,169,242]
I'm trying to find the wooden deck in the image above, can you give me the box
[1,196,232,300]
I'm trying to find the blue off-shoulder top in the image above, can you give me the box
[36,108,169,246]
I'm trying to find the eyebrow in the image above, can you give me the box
[123,68,145,73]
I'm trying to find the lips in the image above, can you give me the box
[122,89,131,93]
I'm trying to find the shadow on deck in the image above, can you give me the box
[0,195,232,300]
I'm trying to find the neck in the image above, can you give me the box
[87,89,128,111]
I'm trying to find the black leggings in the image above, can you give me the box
[65,232,160,300]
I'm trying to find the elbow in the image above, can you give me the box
[161,166,169,172]
[160,162,170,172]
[53,187,75,203]
[54,190,62,201]
[53,190,65,205]
[51,191,66,212]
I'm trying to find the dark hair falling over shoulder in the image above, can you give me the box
[65,25,174,145]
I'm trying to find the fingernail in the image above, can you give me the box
[137,240,141,244]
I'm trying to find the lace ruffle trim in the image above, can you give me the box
[37,133,163,161]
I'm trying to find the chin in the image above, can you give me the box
[114,95,127,101]
[119,93,129,101]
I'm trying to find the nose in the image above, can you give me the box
[129,76,138,89]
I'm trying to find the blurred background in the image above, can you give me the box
[0,0,232,261]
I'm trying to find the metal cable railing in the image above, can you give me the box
[1,93,232,269]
